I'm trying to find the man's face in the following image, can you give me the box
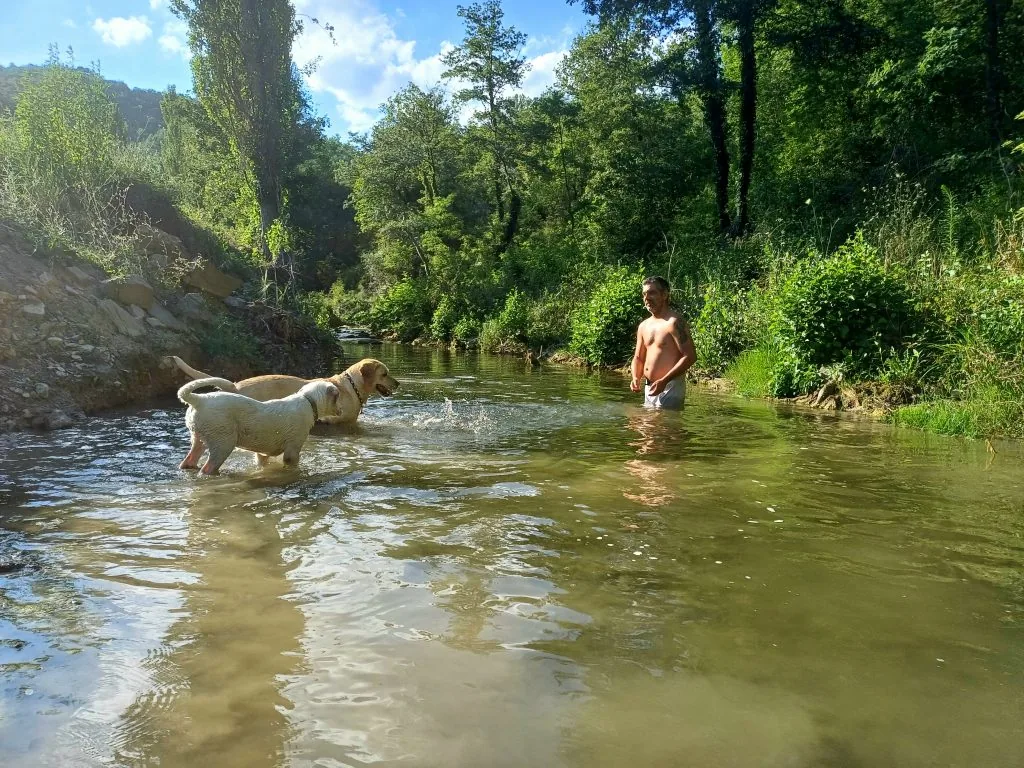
[642,284,668,314]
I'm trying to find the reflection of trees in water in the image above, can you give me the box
[114,479,316,768]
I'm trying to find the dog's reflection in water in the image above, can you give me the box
[622,409,679,507]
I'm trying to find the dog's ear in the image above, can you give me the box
[329,384,341,404]
[358,360,379,383]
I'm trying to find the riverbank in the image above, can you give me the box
[0,223,337,434]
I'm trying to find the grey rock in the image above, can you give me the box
[128,304,147,320]
[177,292,213,322]
[34,383,49,398]
[21,302,45,316]
[223,295,247,309]
[46,337,64,348]
[67,266,96,286]
[101,276,155,310]
[148,302,186,331]
[97,298,145,338]
[182,260,243,298]
[146,316,164,328]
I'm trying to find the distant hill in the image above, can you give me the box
[0,63,165,140]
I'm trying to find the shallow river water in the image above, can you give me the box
[1,344,1023,767]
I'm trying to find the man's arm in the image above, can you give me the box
[630,325,646,392]
[647,318,696,394]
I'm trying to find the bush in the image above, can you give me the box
[526,291,574,349]
[570,265,645,366]
[369,278,431,342]
[452,315,481,346]
[774,233,919,375]
[693,281,746,374]
[327,281,372,326]
[430,295,459,341]
[295,291,334,331]
[725,342,820,398]
[479,290,530,352]
[13,55,123,193]
[201,315,261,364]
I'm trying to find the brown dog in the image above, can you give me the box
[168,355,399,424]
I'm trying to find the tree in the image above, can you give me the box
[351,84,468,288]
[442,0,528,250]
[170,0,301,271]
[574,0,736,235]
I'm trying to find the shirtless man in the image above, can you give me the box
[630,276,697,409]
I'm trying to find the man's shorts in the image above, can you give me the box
[644,378,686,410]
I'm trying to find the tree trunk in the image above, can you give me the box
[733,0,757,238]
[984,0,1004,146]
[693,0,731,235]
[487,80,505,222]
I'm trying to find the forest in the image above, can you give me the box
[1,0,1023,437]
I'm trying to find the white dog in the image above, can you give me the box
[177,377,341,475]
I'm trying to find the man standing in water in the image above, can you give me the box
[630,276,696,409]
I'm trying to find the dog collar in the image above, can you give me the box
[302,393,320,421]
[343,371,367,407]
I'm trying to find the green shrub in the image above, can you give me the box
[327,281,372,326]
[13,55,123,192]
[527,291,574,349]
[726,347,776,398]
[295,291,334,331]
[430,295,459,341]
[452,315,481,345]
[693,281,746,374]
[201,315,261,364]
[774,233,919,375]
[725,342,820,398]
[570,265,645,366]
[891,386,1024,439]
[369,278,431,342]
[479,290,530,352]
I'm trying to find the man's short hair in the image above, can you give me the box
[642,275,670,293]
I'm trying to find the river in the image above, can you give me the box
[1,344,1022,767]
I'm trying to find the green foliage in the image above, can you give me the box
[453,316,482,346]
[430,295,459,341]
[295,291,334,331]
[326,281,372,326]
[774,234,919,375]
[693,282,746,375]
[891,389,1024,440]
[526,291,575,349]
[10,53,122,194]
[170,0,303,264]
[479,289,530,352]
[369,279,432,342]
[200,315,261,364]
[726,348,777,398]
[570,266,645,366]
[725,342,820,399]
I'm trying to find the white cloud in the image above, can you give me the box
[159,18,189,59]
[92,16,153,47]
[62,18,77,28]
[522,49,568,97]
[293,0,573,134]
[149,0,164,9]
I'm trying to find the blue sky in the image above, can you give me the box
[2,0,592,135]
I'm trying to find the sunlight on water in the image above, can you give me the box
[1,345,1023,767]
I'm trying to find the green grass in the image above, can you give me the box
[724,347,776,398]
[890,389,1024,439]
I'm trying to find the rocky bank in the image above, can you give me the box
[0,222,336,434]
